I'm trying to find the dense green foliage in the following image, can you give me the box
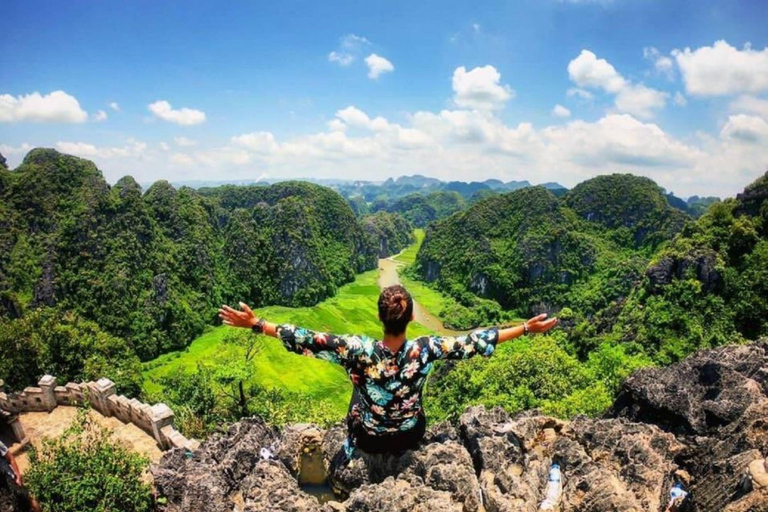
[0,308,143,395]
[413,175,691,328]
[26,408,152,512]
[604,180,768,363]
[563,174,688,248]
[422,172,768,421]
[0,149,408,391]
[413,186,603,325]
[425,331,651,422]
[361,211,415,257]
[368,191,467,228]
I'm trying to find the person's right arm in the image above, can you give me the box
[218,302,361,364]
[497,314,558,345]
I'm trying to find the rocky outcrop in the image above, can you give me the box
[612,341,768,511]
[154,342,768,512]
[645,248,721,294]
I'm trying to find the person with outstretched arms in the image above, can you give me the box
[220,284,558,457]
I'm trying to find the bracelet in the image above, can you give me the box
[523,322,529,335]
[252,318,266,334]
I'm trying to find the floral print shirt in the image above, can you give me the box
[275,325,499,435]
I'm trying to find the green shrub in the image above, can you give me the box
[25,409,152,512]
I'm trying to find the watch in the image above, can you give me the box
[252,318,266,334]
[523,321,529,335]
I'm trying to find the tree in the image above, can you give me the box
[154,364,220,438]
[214,330,264,418]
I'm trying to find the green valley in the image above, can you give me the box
[2,149,767,441]
[142,268,435,423]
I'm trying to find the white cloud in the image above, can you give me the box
[148,100,206,125]
[365,54,394,79]
[93,110,108,122]
[567,87,594,100]
[328,52,355,66]
[452,65,514,110]
[674,92,687,106]
[568,49,668,118]
[730,95,768,119]
[643,47,674,79]
[568,50,626,93]
[24,65,766,197]
[335,106,390,131]
[552,104,571,118]
[170,153,196,166]
[56,139,147,159]
[541,114,700,169]
[656,56,674,76]
[0,90,88,123]
[673,40,768,96]
[327,118,347,131]
[231,131,279,153]
[720,114,768,143]
[615,85,669,119]
[0,143,32,155]
[328,34,370,67]
[109,102,120,112]
[174,136,197,147]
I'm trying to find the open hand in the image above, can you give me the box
[218,302,258,328]
[525,313,558,334]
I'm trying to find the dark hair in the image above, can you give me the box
[378,285,413,335]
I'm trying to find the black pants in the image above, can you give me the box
[349,414,426,454]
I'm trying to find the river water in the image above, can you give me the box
[377,256,466,336]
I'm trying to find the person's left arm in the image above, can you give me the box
[427,314,558,361]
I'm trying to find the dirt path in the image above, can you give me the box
[12,406,163,475]
[377,255,466,336]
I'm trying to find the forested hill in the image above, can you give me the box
[418,171,767,429]
[0,149,410,392]
[414,171,768,361]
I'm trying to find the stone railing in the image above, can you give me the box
[0,375,199,452]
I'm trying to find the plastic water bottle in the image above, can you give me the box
[668,483,688,509]
[539,463,563,510]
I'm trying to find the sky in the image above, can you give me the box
[1,0,768,198]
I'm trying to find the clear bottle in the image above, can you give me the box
[539,463,563,511]
[667,483,688,510]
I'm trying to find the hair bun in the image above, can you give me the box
[389,292,407,318]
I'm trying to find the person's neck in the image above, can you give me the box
[382,331,407,352]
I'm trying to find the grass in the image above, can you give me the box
[392,229,425,265]
[142,268,435,417]
[393,229,459,323]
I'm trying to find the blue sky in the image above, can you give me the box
[2,0,768,197]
